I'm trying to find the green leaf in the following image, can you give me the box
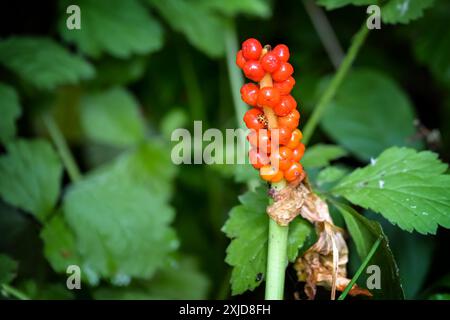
[160,108,189,140]
[0,254,18,284]
[0,37,94,90]
[0,83,21,144]
[333,147,450,234]
[428,293,450,300]
[412,2,450,86]
[222,186,313,295]
[94,257,210,299]
[320,69,419,161]
[149,0,226,57]
[382,0,435,24]
[301,144,348,168]
[197,0,271,18]
[333,202,404,299]
[59,0,163,58]
[63,141,178,284]
[89,56,149,87]
[365,210,434,298]
[316,0,373,10]
[80,87,146,147]
[41,214,80,273]
[316,165,349,188]
[0,139,63,221]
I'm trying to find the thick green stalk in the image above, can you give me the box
[302,23,369,145]
[1,284,30,300]
[43,114,81,183]
[265,218,289,300]
[338,237,382,300]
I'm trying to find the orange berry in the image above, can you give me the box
[284,162,303,182]
[260,165,280,182]
[292,143,305,162]
[249,148,270,169]
[243,60,265,82]
[247,129,271,154]
[271,170,284,183]
[278,109,300,131]
[287,129,303,149]
[261,52,281,73]
[271,146,293,171]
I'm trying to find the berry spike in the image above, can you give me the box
[237,39,305,185]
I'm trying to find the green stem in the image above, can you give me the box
[43,114,82,183]
[302,22,369,145]
[338,237,382,300]
[1,284,30,300]
[265,219,289,300]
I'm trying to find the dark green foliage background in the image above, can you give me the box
[1,0,450,300]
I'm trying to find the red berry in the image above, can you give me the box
[274,76,295,95]
[271,170,284,183]
[240,83,259,107]
[278,109,300,130]
[261,52,281,73]
[287,129,303,149]
[273,95,297,117]
[257,87,281,108]
[272,44,290,62]
[272,62,294,82]
[292,143,305,162]
[243,108,266,130]
[249,148,270,169]
[284,162,303,182]
[236,50,246,69]
[243,60,265,82]
[247,129,271,154]
[242,38,263,60]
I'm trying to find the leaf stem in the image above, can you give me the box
[43,114,82,183]
[338,236,382,300]
[302,22,369,145]
[1,284,30,300]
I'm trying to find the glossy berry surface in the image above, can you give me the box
[292,143,305,162]
[272,44,290,62]
[243,108,266,130]
[278,109,300,131]
[240,83,259,107]
[242,38,262,60]
[274,76,295,95]
[249,148,270,169]
[286,128,303,149]
[273,95,297,117]
[257,87,281,108]
[247,129,271,153]
[236,50,246,69]
[284,162,303,182]
[261,52,281,73]
[272,62,294,82]
[243,60,265,82]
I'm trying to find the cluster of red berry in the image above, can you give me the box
[236,38,305,183]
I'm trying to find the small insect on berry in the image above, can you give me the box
[261,52,281,73]
[272,44,290,62]
[244,108,267,130]
[243,60,265,82]
[242,38,263,60]
[257,87,281,109]
[240,83,259,107]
